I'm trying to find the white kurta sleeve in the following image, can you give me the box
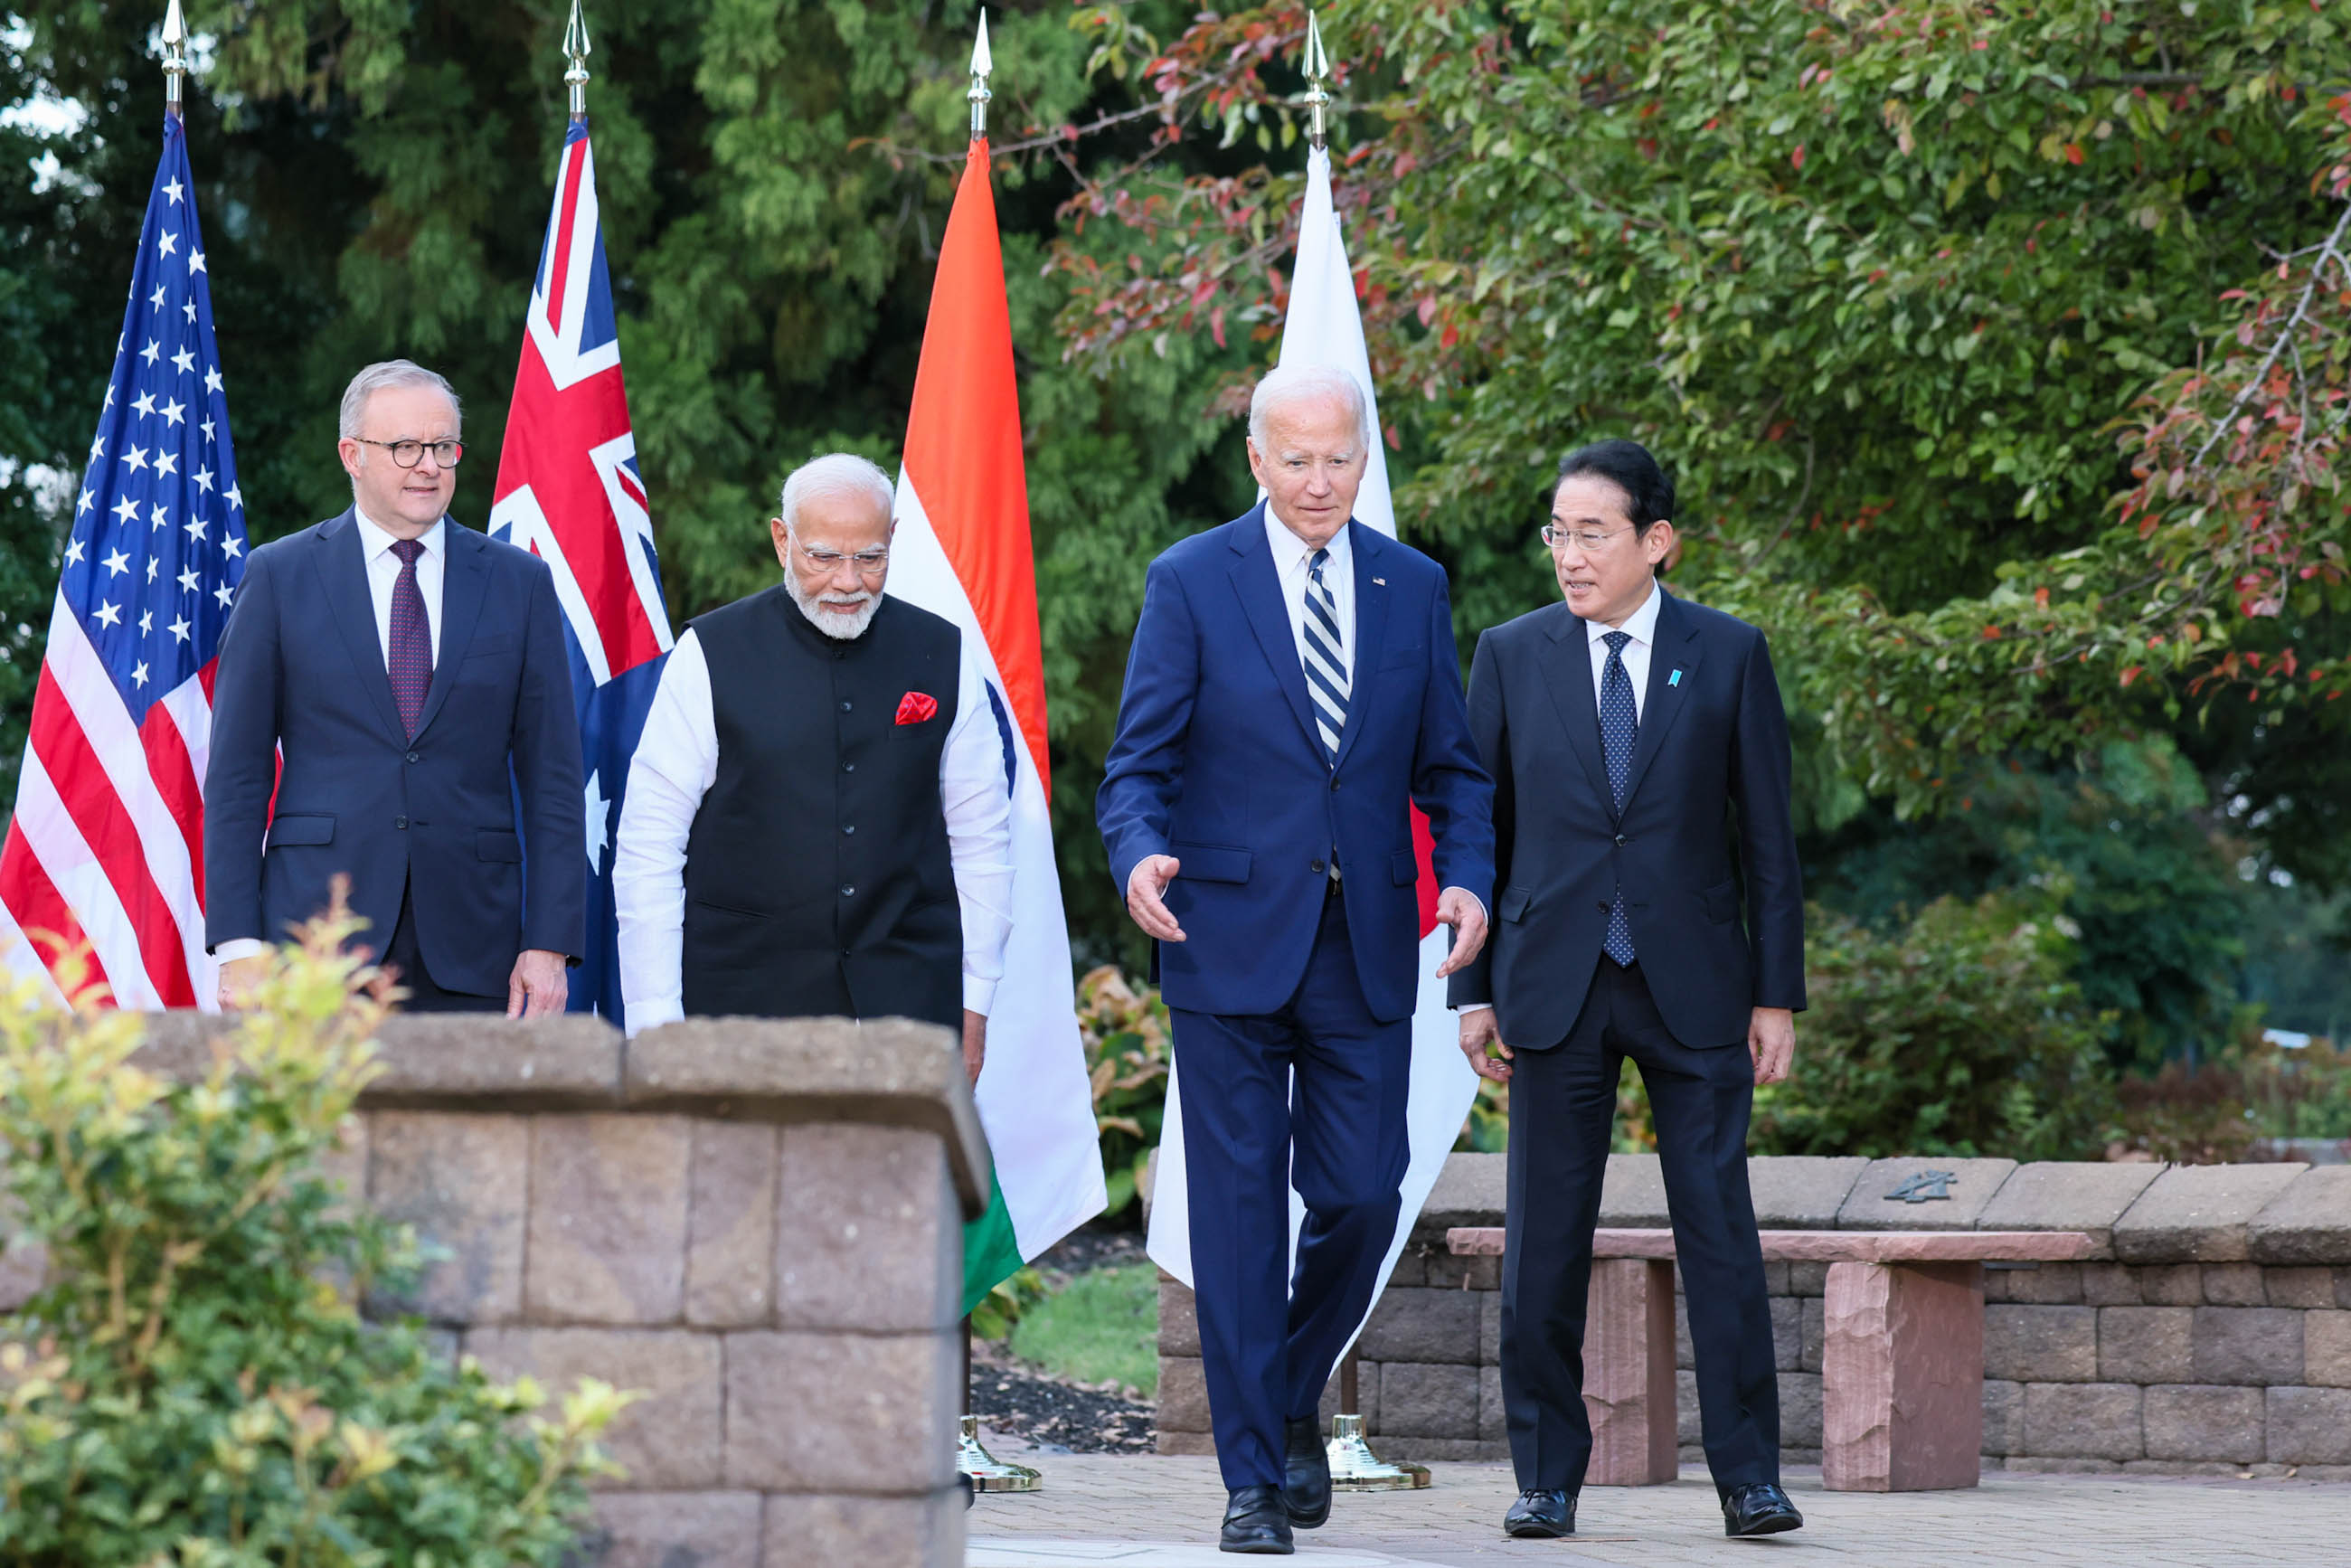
[613,628,718,1035]
[939,634,1015,1016]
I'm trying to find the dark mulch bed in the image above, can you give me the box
[968,1221,1158,1455]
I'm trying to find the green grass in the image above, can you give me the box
[1008,1261,1160,1398]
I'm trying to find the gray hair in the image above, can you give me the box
[338,360,462,439]
[1247,362,1372,451]
[779,452,897,534]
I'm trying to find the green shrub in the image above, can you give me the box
[0,909,627,1567]
[1075,967,1168,1219]
[1751,893,2117,1160]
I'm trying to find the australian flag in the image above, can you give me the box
[490,120,673,1027]
[0,115,248,1009]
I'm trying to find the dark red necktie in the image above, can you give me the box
[387,537,432,736]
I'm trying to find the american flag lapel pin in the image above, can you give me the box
[1372,576,1386,586]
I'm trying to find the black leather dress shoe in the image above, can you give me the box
[1280,1416,1331,1528]
[1722,1481,1804,1537]
[1220,1484,1296,1554]
[1503,1488,1577,1538]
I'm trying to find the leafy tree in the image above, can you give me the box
[1059,0,2351,854]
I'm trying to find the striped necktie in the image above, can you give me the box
[1302,546,1349,761]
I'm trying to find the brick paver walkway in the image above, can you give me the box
[967,1456,2350,1567]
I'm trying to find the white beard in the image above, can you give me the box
[784,573,880,640]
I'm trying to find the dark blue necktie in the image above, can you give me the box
[1600,629,1638,966]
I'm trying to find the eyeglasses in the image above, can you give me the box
[1541,523,1638,553]
[356,438,466,469]
[797,542,891,573]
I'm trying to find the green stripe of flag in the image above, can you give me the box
[960,1169,1023,1318]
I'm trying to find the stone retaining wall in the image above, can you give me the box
[1,1012,987,1568]
[1157,1154,2351,1478]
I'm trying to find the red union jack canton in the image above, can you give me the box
[491,119,675,1026]
[0,116,248,1009]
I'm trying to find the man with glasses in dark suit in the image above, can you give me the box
[207,359,584,1014]
[1450,439,1808,1542]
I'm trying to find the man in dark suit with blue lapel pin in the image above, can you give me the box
[1100,363,1496,1554]
[206,360,584,1015]
[1450,439,1807,1541]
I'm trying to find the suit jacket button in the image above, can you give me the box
[840,701,853,713]
[843,824,856,836]
[1330,779,1341,791]
[405,751,420,763]
[1309,859,1326,874]
[1613,833,1629,846]
[840,883,855,897]
[1597,901,1610,912]
[395,816,408,830]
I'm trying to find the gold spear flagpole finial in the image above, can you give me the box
[563,0,592,123]
[161,0,189,119]
[1302,8,1330,150]
[968,9,993,142]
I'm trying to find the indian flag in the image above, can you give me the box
[887,137,1108,1310]
[1146,145,1480,1372]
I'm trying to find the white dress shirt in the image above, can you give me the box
[214,507,450,970]
[1458,582,1662,1018]
[1587,579,1662,723]
[355,507,446,665]
[612,618,1016,1034]
[1264,508,1355,684]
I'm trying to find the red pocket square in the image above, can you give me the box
[894,690,939,725]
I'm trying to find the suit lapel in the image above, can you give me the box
[1537,604,1619,819]
[1618,588,1704,815]
[313,510,408,744]
[1328,521,1387,774]
[1227,505,1325,762]
[410,523,487,741]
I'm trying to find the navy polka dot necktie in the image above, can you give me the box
[1600,629,1638,967]
[387,537,432,738]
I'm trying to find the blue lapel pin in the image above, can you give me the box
[1668,667,1683,688]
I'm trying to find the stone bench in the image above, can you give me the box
[1447,1226,2092,1491]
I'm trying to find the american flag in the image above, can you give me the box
[490,119,673,1026]
[0,116,247,1009]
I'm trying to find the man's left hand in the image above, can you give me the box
[1432,887,1488,978]
[961,1009,987,1087]
[508,949,569,1019]
[1748,1006,1796,1086]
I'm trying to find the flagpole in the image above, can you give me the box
[1303,4,1424,1493]
[161,0,187,120]
[562,0,591,125]
[949,4,1045,1500]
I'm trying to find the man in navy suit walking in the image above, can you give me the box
[1100,363,1495,1554]
[1451,439,1807,1541]
[206,360,583,1014]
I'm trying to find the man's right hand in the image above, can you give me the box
[217,953,271,1010]
[1124,855,1187,942]
[1459,1006,1514,1083]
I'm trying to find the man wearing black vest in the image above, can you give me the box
[609,453,1011,1079]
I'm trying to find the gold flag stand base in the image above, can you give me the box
[1327,1412,1430,1490]
[958,1414,1043,1492]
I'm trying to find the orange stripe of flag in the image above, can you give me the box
[901,141,1051,803]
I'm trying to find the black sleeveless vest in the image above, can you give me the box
[679,587,965,1030]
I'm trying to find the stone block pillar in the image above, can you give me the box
[1581,1258,1677,1485]
[1821,1259,1984,1491]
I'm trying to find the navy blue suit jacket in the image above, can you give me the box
[203,509,586,993]
[1447,590,1806,1049]
[1098,505,1495,1023]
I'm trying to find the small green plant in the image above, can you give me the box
[1076,967,1169,1218]
[1751,893,2117,1160]
[0,902,629,1567]
[968,1265,1048,1341]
